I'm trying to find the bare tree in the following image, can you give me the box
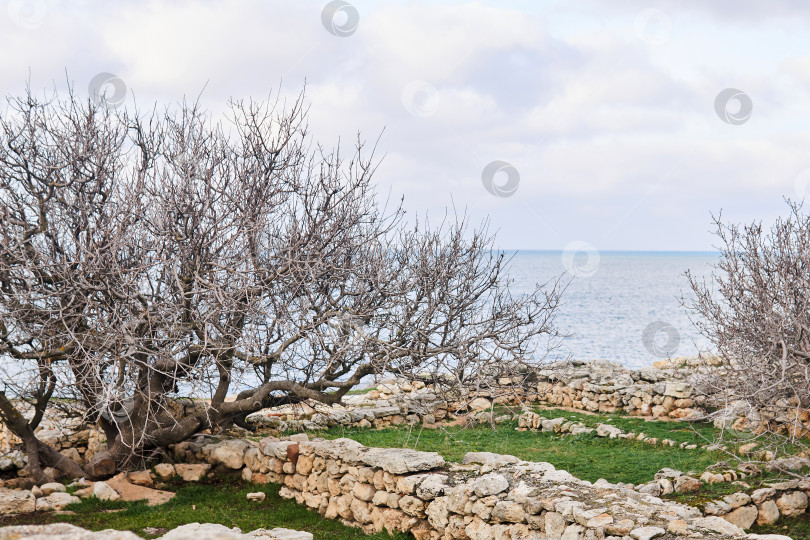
[688,201,810,443]
[0,85,564,482]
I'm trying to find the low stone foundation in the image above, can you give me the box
[165,434,795,539]
[244,358,810,443]
[0,429,803,539]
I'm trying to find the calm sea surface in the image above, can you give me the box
[505,251,719,370]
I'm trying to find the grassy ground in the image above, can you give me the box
[4,407,803,538]
[316,408,731,485]
[0,478,407,540]
[751,514,810,539]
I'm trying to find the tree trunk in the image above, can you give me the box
[0,393,87,483]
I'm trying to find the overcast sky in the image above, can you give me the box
[3,0,810,250]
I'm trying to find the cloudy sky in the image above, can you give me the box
[3,0,810,250]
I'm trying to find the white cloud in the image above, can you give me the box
[1,0,808,249]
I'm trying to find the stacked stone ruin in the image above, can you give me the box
[243,358,809,439]
[0,358,808,539]
[145,433,794,539]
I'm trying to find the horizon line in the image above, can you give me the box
[498,249,720,254]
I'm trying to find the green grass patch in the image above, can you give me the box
[319,417,726,485]
[346,386,376,396]
[0,479,406,540]
[751,513,810,539]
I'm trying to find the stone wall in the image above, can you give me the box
[246,358,810,441]
[701,478,809,530]
[1,424,805,538]
[530,359,706,420]
[165,434,792,540]
[3,357,809,481]
[243,359,713,435]
[0,418,106,474]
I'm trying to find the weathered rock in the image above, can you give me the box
[738,442,758,455]
[398,495,425,516]
[154,463,176,479]
[246,492,266,502]
[0,524,140,539]
[352,483,375,502]
[462,452,520,467]
[751,487,776,504]
[491,500,525,523]
[776,490,808,517]
[756,499,780,525]
[723,492,751,509]
[575,510,607,528]
[470,473,509,497]
[257,529,313,540]
[160,523,244,539]
[596,423,622,438]
[415,474,448,501]
[425,496,450,531]
[673,475,700,493]
[84,456,116,479]
[654,468,683,480]
[127,470,154,487]
[211,440,251,470]
[295,455,313,476]
[0,488,37,514]
[468,397,492,411]
[630,527,666,540]
[722,504,757,530]
[663,382,692,398]
[561,523,584,540]
[174,463,211,482]
[92,481,120,501]
[360,448,444,474]
[693,516,745,536]
[545,511,566,539]
[34,492,80,511]
[541,417,566,432]
[73,486,94,499]
[636,482,661,497]
[656,478,673,496]
[704,500,731,515]
[606,519,636,536]
[701,471,726,484]
[667,519,688,535]
[38,482,66,496]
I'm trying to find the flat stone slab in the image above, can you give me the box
[0,523,313,540]
[0,524,141,539]
[360,447,445,474]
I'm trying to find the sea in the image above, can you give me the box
[505,251,719,370]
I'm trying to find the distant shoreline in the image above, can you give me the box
[500,250,720,255]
